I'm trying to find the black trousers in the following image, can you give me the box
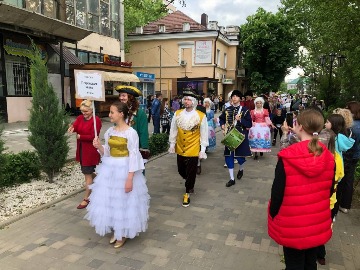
[177,155,198,193]
[283,246,318,270]
[273,127,283,142]
[162,124,170,134]
[147,111,151,123]
[334,158,359,212]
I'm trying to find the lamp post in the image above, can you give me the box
[319,53,346,106]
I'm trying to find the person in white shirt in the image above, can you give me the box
[168,89,208,207]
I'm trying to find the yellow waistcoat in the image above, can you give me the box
[175,109,205,157]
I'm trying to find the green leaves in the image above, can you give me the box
[240,8,297,93]
[280,0,360,104]
[149,133,169,156]
[28,41,70,183]
[0,151,41,187]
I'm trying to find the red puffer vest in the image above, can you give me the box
[268,140,334,250]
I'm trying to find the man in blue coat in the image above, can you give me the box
[151,93,162,134]
[219,90,252,187]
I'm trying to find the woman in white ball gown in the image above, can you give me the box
[86,101,150,248]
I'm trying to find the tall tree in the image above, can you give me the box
[28,43,70,183]
[280,0,360,105]
[240,8,297,93]
[124,0,167,52]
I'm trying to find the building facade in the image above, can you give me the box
[126,11,241,100]
[0,0,125,122]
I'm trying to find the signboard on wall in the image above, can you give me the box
[136,72,155,83]
[195,40,212,64]
[74,70,105,101]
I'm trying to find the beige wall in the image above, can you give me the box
[66,33,121,57]
[127,35,238,96]
[7,97,32,123]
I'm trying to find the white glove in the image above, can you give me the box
[199,151,207,160]
[168,147,175,154]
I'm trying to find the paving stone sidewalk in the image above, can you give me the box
[0,122,359,269]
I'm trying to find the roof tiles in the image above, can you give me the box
[137,10,206,34]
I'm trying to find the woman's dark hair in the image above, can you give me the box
[327,114,347,136]
[296,109,324,156]
[346,101,360,120]
[326,129,336,154]
[125,94,139,124]
[111,101,129,119]
[160,98,168,116]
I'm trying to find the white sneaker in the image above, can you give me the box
[339,207,349,214]
[234,159,238,164]
[224,163,227,168]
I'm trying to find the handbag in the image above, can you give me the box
[140,149,151,160]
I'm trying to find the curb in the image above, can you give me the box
[0,151,169,229]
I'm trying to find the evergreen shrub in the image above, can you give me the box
[28,41,70,182]
[0,151,41,187]
[149,133,169,156]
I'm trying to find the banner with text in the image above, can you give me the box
[195,40,212,64]
[74,70,105,101]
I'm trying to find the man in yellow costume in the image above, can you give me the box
[168,89,208,207]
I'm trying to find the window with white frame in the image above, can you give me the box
[216,49,220,66]
[224,53,227,69]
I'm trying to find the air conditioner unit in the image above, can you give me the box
[180,60,187,66]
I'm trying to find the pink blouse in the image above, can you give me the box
[250,109,269,123]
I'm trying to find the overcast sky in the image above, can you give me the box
[173,0,282,27]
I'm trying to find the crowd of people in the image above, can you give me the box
[68,86,359,270]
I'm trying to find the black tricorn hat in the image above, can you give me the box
[115,85,142,97]
[182,88,198,99]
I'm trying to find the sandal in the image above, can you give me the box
[77,199,89,209]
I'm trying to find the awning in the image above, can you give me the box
[0,3,92,42]
[49,44,84,65]
[104,72,140,82]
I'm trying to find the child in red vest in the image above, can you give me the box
[268,109,335,269]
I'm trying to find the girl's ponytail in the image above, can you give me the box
[308,133,323,156]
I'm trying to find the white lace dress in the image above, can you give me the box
[85,127,150,239]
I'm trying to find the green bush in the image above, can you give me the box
[0,151,41,187]
[28,41,69,182]
[355,163,360,188]
[149,133,169,156]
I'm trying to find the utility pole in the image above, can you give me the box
[119,0,125,61]
[159,45,162,93]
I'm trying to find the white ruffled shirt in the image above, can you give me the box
[169,108,209,153]
[102,127,145,172]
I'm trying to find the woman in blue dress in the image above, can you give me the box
[204,98,217,152]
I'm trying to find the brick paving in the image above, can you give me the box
[0,119,359,269]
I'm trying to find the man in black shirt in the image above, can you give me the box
[272,109,285,146]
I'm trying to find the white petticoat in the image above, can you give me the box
[85,156,150,240]
[249,123,272,152]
